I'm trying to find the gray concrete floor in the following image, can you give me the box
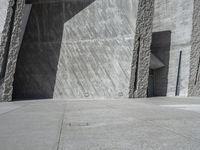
[0,97,200,150]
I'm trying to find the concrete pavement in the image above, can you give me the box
[0,97,200,150]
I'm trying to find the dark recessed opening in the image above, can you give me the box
[147,31,171,97]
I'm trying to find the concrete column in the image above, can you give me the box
[2,0,26,101]
[0,0,15,100]
[189,0,200,97]
[129,0,155,98]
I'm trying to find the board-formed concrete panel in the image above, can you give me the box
[13,1,96,100]
[0,0,10,100]
[53,0,139,99]
[12,0,139,100]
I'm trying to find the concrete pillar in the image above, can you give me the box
[2,0,26,101]
[189,0,200,97]
[0,0,15,101]
[129,0,155,98]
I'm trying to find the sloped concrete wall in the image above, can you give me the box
[2,0,26,101]
[13,0,139,100]
[153,0,194,96]
[0,0,15,101]
[0,0,31,101]
[53,0,138,99]
[13,1,96,100]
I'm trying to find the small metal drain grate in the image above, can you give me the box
[66,122,89,127]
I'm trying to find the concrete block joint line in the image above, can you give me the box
[0,0,145,101]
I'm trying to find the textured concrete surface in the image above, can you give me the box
[189,0,200,97]
[129,0,155,98]
[0,0,31,102]
[2,0,25,102]
[54,0,138,99]
[1,0,200,102]
[0,0,14,100]
[0,0,9,40]
[13,0,139,100]
[153,0,194,96]
[0,97,200,150]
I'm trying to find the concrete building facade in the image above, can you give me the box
[151,0,194,97]
[0,0,199,101]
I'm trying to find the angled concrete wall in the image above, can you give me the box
[12,0,139,100]
[53,0,139,99]
[0,0,10,99]
[153,0,194,96]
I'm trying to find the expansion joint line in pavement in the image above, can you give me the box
[56,104,66,150]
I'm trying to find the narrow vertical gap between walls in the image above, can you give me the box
[134,37,140,93]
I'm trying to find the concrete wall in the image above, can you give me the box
[189,0,200,96]
[13,0,139,100]
[0,0,15,101]
[153,0,194,96]
[13,1,96,99]
[0,0,9,40]
[54,0,138,99]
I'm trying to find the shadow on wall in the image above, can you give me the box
[12,0,95,100]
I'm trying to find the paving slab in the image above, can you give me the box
[0,97,200,150]
[0,102,65,150]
